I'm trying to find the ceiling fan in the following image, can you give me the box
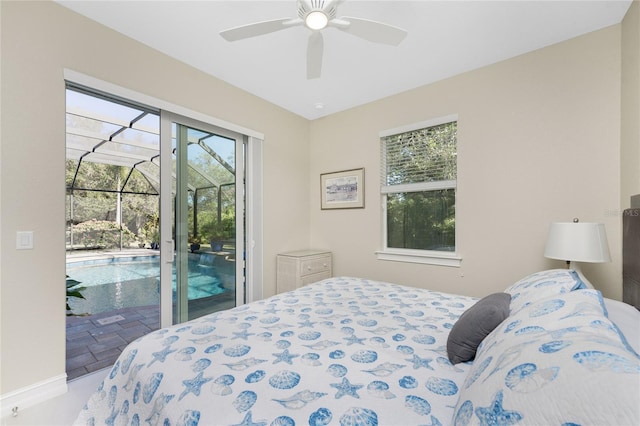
[220,0,407,79]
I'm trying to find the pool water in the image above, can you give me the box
[67,255,226,315]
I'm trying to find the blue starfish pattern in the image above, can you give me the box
[148,346,177,367]
[179,372,213,401]
[231,411,267,426]
[263,306,280,315]
[272,348,300,365]
[343,334,366,345]
[406,354,434,370]
[330,377,363,399]
[232,330,255,340]
[402,322,420,331]
[475,390,522,426]
[298,319,316,328]
[201,318,220,326]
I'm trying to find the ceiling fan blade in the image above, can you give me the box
[335,16,407,46]
[220,18,301,42]
[307,31,324,80]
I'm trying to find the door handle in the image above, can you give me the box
[163,240,174,263]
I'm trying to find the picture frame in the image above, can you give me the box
[320,168,365,210]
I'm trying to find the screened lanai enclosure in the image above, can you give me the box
[65,85,243,378]
[66,86,237,254]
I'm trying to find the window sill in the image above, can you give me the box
[375,249,462,267]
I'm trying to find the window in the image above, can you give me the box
[377,115,461,266]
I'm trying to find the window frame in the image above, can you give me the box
[376,114,462,267]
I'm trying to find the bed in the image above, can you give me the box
[74,271,640,426]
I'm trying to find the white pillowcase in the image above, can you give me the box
[503,269,586,314]
[452,289,640,426]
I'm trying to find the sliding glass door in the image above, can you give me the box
[160,112,245,326]
[64,73,262,378]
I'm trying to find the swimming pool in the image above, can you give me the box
[67,255,227,315]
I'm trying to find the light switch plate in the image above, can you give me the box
[16,231,34,250]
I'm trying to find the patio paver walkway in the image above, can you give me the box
[66,305,160,381]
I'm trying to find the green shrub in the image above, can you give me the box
[72,219,136,248]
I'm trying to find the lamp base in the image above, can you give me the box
[568,261,595,289]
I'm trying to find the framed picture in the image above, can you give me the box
[320,168,365,210]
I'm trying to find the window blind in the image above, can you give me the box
[381,121,457,187]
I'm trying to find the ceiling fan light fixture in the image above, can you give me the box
[305,10,328,30]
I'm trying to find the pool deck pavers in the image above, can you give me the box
[66,294,237,380]
[65,248,237,381]
[66,305,160,381]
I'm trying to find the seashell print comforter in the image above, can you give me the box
[74,277,476,425]
[74,276,640,425]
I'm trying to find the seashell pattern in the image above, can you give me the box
[204,344,222,354]
[504,363,559,393]
[412,335,436,345]
[339,407,378,426]
[528,299,565,317]
[425,377,458,396]
[73,278,502,426]
[327,364,348,377]
[309,407,333,426]
[362,362,405,377]
[302,353,321,366]
[272,390,327,409]
[396,345,414,355]
[233,390,257,413]
[366,380,395,399]
[399,376,418,389]
[175,347,196,361]
[329,350,346,359]
[271,416,295,426]
[191,359,211,373]
[298,331,322,341]
[405,395,431,416]
[245,370,266,383]
[573,351,640,373]
[268,370,301,390]
[223,344,252,358]
[539,340,572,354]
[190,325,216,335]
[351,350,378,363]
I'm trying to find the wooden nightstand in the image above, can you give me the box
[276,250,332,293]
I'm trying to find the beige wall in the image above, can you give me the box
[0,1,309,395]
[622,0,640,208]
[310,26,623,299]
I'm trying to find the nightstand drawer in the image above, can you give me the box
[300,257,331,277]
[276,250,332,294]
[301,271,331,286]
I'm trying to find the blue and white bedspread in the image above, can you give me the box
[75,277,477,426]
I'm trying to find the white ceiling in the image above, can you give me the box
[57,0,632,120]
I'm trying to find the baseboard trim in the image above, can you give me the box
[0,374,68,419]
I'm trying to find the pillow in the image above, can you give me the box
[452,289,640,426]
[504,269,585,314]
[447,292,511,364]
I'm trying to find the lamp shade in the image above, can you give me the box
[544,222,611,263]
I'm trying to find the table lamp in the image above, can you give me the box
[544,218,611,288]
